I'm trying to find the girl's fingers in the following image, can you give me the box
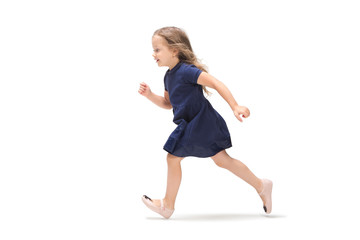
[138,82,150,96]
[139,83,148,91]
[242,109,250,118]
[235,113,243,122]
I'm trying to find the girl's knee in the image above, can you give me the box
[211,150,231,168]
[212,158,226,168]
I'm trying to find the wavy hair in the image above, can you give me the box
[153,27,210,95]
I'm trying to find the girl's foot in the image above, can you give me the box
[258,179,273,214]
[142,195,174,219]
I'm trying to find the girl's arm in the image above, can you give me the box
[197,72,250,122]
[138,82,172,109]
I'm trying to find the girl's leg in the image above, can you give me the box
[164,153,184,209]
[211,150,264,194]
[151,153,184,210]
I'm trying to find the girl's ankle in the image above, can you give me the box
[256,179,264,194]
[163,198,175,210]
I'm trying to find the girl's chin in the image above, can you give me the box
[157,63,168,68]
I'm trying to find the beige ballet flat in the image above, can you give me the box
[259,179,273,214]
[142,195,174,219]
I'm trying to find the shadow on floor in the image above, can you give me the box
[147,213,287,221]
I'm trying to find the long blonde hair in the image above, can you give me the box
[153,27,210,95]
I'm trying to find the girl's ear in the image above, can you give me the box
[172,48,179,57]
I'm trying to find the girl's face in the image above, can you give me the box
[152,35,179,70]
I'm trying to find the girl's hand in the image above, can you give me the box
[138,82,151,98]
[233,105,250,122]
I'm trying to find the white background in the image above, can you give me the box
[1,0,359,239]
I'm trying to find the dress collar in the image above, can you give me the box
[167,62,182,74]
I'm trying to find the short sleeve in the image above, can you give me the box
[183,64,202,85]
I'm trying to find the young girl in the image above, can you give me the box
[139,27,273,219]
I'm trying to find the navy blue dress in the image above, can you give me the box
[163,62,232,158]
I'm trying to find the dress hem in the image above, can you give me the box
[163,137,232,158]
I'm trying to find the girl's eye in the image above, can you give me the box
[154,49,160,53]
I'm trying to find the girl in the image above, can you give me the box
[138,27,272,219]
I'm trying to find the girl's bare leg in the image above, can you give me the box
[151,153,184,210]
[211,150,266,203]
